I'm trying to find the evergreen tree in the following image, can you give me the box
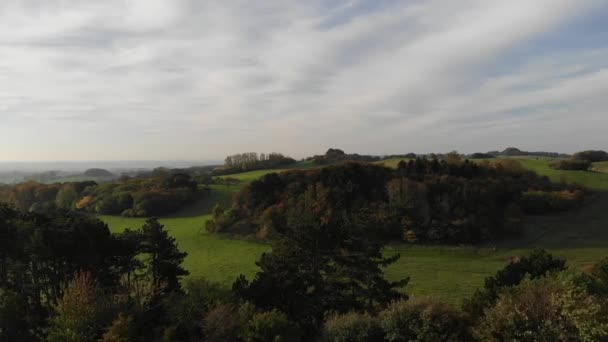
[234,184,407,335]
[140,218,189,292]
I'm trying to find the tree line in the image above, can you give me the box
[0,171,202,217]
[207,158,583,244]
[218,152,296,175]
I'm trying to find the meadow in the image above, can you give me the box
[102,157,608,304]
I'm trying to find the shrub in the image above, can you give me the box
[100,314,133,342]
[243,310,301,342]
[463,249,566,321]
[323,312,384,342]
[475,275,608,341]
[379,298,471,342]
[48,272,104,342]
[203,303,255,342]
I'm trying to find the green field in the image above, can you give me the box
[512,157,608,191]
[592,161,608,174]
[102,159,608,304]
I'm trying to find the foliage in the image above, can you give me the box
[140,218,189,292]
[573,150,608,163]
[220,152,296,174]
[578,257,608,297]
[48,272,105,342]
[551,159,592,171]
[203,302,256,342]
[312,148,381,165]
[234,184,407,334]
[322,312,384,342]
[100,314,134,342]
[520,190,584,214]
[0,172,201,217]
[379,298,472,342]
[162,278,234,340]
[463,249,567,321]
[0,289,32,341]
[243,309,301,342]
[214,159,573,244]
[475,275,608,341]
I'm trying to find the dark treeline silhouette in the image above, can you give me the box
[207,158,583,244]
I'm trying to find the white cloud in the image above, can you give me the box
[0,0,606,160]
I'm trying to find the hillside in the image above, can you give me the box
[100,157,608,303]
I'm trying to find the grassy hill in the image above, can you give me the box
[101,158,608,304]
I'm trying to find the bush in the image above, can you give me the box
[323,312,384,342]
[551,159,591,171]
[379,298,471,342]
[101,314,134,342]
[203,304,241,342]
[243,310,301,342]
[463,249,567,321]
[475,275,608,341]
[203,303,255,342]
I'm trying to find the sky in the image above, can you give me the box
[1,0,607,161]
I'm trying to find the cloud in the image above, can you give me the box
[0,0,606,160]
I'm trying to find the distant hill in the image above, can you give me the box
[311,148,381,165]
[489,147,569,158]
[83,168,114,177]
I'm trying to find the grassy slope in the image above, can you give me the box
[514,157,608,191]
[102,184,270,284]
[592,161,608,174]
[101,158,608,304]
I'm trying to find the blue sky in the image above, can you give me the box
[0,0,607,161]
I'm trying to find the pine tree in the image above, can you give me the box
[140,218,189,292]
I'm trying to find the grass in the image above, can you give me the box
[379,156,608,191]
[592,161,608,174]
[216,169,287,183]
[102,184,270,284]
[101,158,608,304]
[374,158,412,169]
[510,157,608,191]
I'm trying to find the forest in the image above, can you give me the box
[207,158,584,244]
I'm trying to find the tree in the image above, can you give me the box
[48,272,103,342]
[55,184,78,210]
[140,218,189,292]
[0,289,32,341]
[476,275,608,341]
[234,184,407,335]
[463,249,566,321]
